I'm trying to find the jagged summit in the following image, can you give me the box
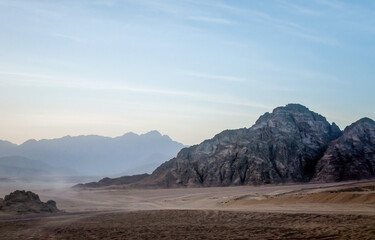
[253,104,336,133]
[277,103,310,111]
[343,117,375,131]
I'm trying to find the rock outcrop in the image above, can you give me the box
[138,104,342,187]
[0,190,60,214]
[312,118,375,182]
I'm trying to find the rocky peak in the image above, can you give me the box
[312,117,375,182]
[140,104,342,187]
[332,117,375,147]
[342,118,375,138]
[253,104,340,136]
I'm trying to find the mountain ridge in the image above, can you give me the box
[2,130,176,146]
[75,103,374,189]
[0,131,186,176]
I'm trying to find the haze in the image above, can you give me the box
[1,0,374,146]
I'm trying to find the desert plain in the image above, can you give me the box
[0,179,374,239]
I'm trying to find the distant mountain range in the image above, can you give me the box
[76,104,375,189]
[0,156,64,178]
[0,131,186,176]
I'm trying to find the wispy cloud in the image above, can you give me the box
[92,0,118,7]
[0,0,64,17]
[54,33,86,43]
[187,16,232,24]
[183,70,246,82]
[313,0,344,10]
[187,0,339,46]
[277,0,322,15]
[296,32,339,46]
[0,71,54,81]
[0,71,271,109]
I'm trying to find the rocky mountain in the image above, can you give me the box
[0,131,186,176]
[312,118,375,182]
[78,103,375,189]
[138,104,342,187]
[0,190,60,214]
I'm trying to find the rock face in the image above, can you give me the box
[312,118,375,182]
[73,173,150,188]
[140,104,342,187]
[0,190,60,214]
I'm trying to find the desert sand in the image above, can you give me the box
[0,180,374,239]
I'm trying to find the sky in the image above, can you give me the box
[0,0,374,146]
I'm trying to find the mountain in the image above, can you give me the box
[0,140,17,156]
[0,131,186,176]
[80,103,375,189]
[312,118,375,182]
[137,104,342,187]
[0,156,63,178]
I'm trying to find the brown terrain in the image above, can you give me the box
[0,180,374,239]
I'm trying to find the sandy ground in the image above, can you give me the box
[0,180,374,239]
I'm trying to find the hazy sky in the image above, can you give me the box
[1,0,374,145]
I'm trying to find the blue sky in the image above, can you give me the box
[0,0,374,145]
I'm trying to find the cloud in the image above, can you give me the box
[187,16,232,24]
[277,0,322,15]
[54,33,86,43]
[187,0,339,46]
[92,0,118,7]
[0,71,271,110]
[0,0,63,17]
[183,70,245,82]
[296,32,339,46]
[313,0,344,10]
